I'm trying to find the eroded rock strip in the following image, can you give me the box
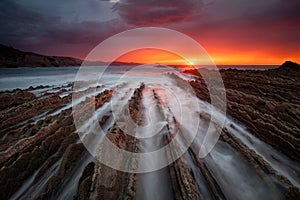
[75,162,95,200]
[187,62,300,163]
[0,108,78,200]
[221,127,293,188]
[0,85,116,200]
[0,90,73,131]
[188,147,226,200]
[88,84,145,200]
[36,88,115,199]
[184,62,300,198]
[152,90,201,200]
[36,143,88,199]
[136,88,173,200]
[2,62,300,200]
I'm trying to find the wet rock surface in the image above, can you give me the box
[0,61,299,199]
[186,61,300,198]
[0,90,36,110]
[74,162,95,200]
[186,61,300,162]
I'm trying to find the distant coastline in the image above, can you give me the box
[0,44,140,68]
[1,44,281,70]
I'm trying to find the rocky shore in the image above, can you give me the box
[186,61,300,163]
[0,61,299,199]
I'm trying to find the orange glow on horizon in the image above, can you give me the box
[207,51,300,65]
[115,48,193,66]
[114,48,299,66]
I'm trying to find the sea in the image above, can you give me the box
[0,65,278,91]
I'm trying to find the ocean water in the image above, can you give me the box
[0,65,278,91]
[0,65,181,91]
[0,66,121,91]
[215,65,278,70]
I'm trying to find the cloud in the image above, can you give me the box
[0,0,127,58]
[113,0,207,26]
[176,0,300,57]
[1,0,299,61]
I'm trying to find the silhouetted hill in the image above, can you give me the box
[183,61,300,75]
[0,44,142,68]
[277,61,300,71]
[0,44,83,67]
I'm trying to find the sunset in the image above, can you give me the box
[115,48,300,66]
[1,0,299,65]
[115,49,193,66]
[0,1,300,200]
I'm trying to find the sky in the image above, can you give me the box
[0,0,299,65]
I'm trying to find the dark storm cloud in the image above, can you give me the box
[0,0,125,57]
[177,0,300,56]
[113,0,207,26]
[233,0,298,25]
[0,0,299,60]
[0,0,46,38]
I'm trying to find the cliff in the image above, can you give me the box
[0,44,82,67]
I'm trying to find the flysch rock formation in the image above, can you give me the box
[0,61,300,200]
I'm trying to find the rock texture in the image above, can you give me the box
[185,61,300,163]
[0,61,299,200]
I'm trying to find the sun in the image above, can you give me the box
[187,60,194,66]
